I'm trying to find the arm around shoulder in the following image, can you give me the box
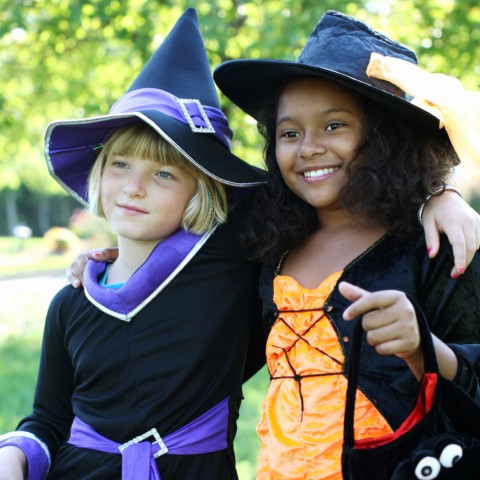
[417,239,480,396]
[0,446,26,480]
[0,433,50,480]
[422,190,480,278]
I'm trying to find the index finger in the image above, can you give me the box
[443,229,467,278]
[422,210,440,259]
[66,257,87,287]
[343,290,400,320]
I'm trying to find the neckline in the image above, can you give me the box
[274,233,389,286]
[83,228,209,321]
[275,269,343,292]
[99,263,124,289]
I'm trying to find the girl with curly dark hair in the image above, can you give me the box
[246,83,458,267]
[215,10,480,478]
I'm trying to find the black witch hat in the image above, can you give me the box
[45,8,265,206]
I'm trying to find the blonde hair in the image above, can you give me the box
[88,123,228,234]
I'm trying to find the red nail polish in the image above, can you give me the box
[427,247,432,256]
[452,273,459,279]
[459,267,465,275]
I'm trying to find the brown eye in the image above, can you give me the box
[325,122,343,131]
[279,130,298,138]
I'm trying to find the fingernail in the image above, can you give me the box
[427,247,433,257]
[452,273,459,279]
[92,252,102,257]
[459,267,465,275]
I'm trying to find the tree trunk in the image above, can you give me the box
[5,190,19,235]
[37,196,51,234]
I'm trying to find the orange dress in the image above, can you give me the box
[256,271,393,479]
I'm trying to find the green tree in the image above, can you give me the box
[0,0,478,474]
[1,0,478,197]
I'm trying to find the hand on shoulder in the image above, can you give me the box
[66,247,119,287]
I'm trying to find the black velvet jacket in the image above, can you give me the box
[14,200,265,480]
[260,232,480,429]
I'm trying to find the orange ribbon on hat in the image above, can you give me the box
[367,52,480,171]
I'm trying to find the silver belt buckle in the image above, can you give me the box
[118,427,168,459]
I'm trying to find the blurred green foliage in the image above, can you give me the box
[0,2,479,477]
[0,335,41,432]
[1,0,479,197]
[0,235,80,276]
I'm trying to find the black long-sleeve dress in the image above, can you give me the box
[6,201,265,479]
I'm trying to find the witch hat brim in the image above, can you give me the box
[45,111,265,206]
[214,58,444,135]
[214,11,446,137]
[45,8,266,206]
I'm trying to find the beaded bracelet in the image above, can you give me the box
[417,185,463,225]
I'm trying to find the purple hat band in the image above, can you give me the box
[109,88,233,150]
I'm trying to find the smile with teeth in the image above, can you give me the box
[303,167,339,178]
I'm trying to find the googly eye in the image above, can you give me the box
[439,443,463,468]
[415,456,441,479]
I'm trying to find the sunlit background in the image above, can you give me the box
[0,1,479,478]
[1,0,479,238]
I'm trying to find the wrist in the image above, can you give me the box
[403,347,425,380]
[417,185,463,226]
[0,446,27,477]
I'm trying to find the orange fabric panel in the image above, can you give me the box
[257,272,392,479]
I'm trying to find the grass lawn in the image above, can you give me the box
[0,236,268,478]
[0,236,81,278]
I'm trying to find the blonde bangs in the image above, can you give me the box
[87,123,229,232]
[107,123,190,169]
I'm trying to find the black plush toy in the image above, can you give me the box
[392,434,480,479]
[342,300,480,480]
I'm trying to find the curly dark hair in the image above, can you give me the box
[243,79,459,266]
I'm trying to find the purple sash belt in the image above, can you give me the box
[67,397,229,479]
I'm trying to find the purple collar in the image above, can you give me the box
[83,228,210,321]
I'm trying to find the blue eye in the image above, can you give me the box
[113,160,128,168]
[157,171,173,179]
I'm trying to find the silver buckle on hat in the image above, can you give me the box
[118,427,169,458]
[177,98,216,134]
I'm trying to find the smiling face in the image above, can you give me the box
[275,77,365,221]
[100,154,197,248]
